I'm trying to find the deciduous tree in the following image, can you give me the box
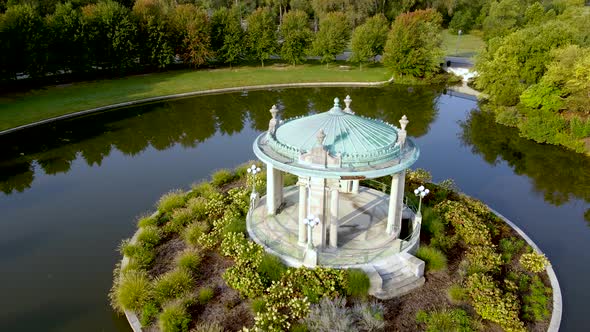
[171,4,212,67]
[382,9,443,78]
[349,14,388,69]
[246,7,277,66]
[310,11,350,66]
[279,9,312,65]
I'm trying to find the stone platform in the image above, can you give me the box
[247,186,417,267]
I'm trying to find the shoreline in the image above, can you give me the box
[0,79,392,136]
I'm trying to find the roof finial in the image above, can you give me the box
[267,105,279,137]
[397,115,408,148]
[333,97,340,108]
[343,95,354,114]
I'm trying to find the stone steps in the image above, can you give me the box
[366,253,425,300]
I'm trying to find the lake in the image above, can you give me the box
[0,86,588,331]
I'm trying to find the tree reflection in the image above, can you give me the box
[0,86,440,194]
[460,110,590,206]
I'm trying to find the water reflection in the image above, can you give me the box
[460,109,590,210]
[0,86,440,194]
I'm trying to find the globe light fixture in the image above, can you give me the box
[304,214,321,250]
[414,185,430,215]
[247,164,262,200]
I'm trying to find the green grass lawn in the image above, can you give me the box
[0,63,391,131]
[441,29,485,58]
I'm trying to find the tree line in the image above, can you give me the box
[473,0,590,154]
[0,0,481,82]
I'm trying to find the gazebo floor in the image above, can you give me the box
[247,186,407,267]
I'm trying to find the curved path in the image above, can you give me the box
[0,80,392,136]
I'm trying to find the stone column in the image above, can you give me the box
[351,180,360,194]
[275,171,284,210]
[394,169,406,236]
[328,180,340,248]
[309,177,327,248]
[266,164,276,215]
[386,171,405,237]
[297,177,308,246]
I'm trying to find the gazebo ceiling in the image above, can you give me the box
[254,96,419,179]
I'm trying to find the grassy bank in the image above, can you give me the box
[441,29,485,58]
[0,63,390,132]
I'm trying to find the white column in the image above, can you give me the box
[351,180,359,194]
[266,164,276,215]
[394,169,406,236]
[298,178,308,246]
[329,183,339,249]
[309,177,326,248]
[387,171,403,236]
[275,171,284,210]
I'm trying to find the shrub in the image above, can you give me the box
[120,240,156,269]
[164,208,194,234]
[191,181,218,199]
[140,301,159,326]
[251,298,266,313]
[227,187,251,215]
[447,284,468,304]
[223,264,265,299]
[345,269,371,299]
[304,297,354,332]
[221,216,247,236]
[466,245,502,274]
[137,214,160,228]
[416,308,475,332]
[466,273,525,331]
[198,287,215,304]
[523,275,551,322]
[186,197,208,221]
[406,168,433,184]
[284,173,299,187]
[158,301,191,332]
[258,253,287,285]
[416,246,448,271]
[430,233,458,253]
[351,301,385,332]
[176,249,202,273]
[520,252,550,273]
[193,322,224,332]
[157,189,186,213]
[153,268,194,304]
[112,270,153,312]
[136,226,163,249]
[182,221,210,247]
[421,207,445,236]
[211,168,235,187]
[499,237,525,263]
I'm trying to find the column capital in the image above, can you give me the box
[327,179,340,191]
[296,176,309,187]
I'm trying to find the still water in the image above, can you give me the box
[0,86,588,331]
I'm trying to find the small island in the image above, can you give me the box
[110,97,557,332]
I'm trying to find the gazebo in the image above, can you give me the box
[248,96,425,298]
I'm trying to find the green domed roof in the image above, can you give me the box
[274,98,398,160]
[254,96,419,178]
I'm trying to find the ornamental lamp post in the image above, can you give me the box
[414,185,430,216]
[247,164,262,200]
[304,214,320,250]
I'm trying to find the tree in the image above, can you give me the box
[245,7,277,66]
[279,9,312,65]
[171,4,212,67]
[81,0,137,74]
[132,0,175,69]
[46,3,86,75]
[349,14,388,69]
[0,4,48,79]
[382,9,443,78]
[211,8,244,66]
[482,0,523,40]
[310,11,350,65]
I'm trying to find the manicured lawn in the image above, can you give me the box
[0,63,390,131]
[441,29,485,58]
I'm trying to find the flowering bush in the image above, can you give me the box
[520,252,550,273]
[466,245,503,274]
[466,273,525,332]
